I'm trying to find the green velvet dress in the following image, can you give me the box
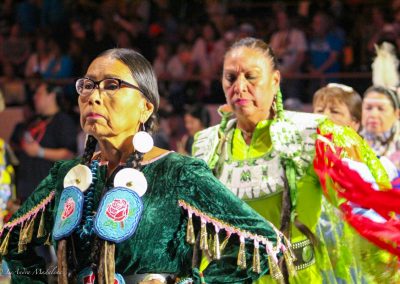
[0,152,291,283]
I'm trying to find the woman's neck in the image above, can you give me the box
[98,139,133,172]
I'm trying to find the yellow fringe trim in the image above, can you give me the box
[178,199,283,251]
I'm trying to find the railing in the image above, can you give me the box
[0,72,373,86]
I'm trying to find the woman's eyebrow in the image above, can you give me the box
[83,74,124,80]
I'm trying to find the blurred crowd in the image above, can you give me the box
[0,0,399,107]
[0,0,400,225]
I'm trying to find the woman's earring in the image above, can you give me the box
[132,123,154,153]
[271,95,277,117]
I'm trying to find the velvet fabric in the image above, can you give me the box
[3,153,281,283]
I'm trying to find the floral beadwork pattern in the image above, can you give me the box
[105,198,129,228]
[61,197,75,220]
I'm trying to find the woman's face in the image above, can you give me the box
[314,99,359,131]
[78,56,153,142]
[362,91,398,134]
[222,47,280,124]
[184,114,204,136]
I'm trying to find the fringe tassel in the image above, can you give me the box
[220,234,230,253]
[266,244,284,283]
[237,235,246,269]
[213,225,220,260]
[44,233,52,246]
[252,239,261,273]
[200,219,208,251]
[0,230,11,255]
[25,216,36,243]
[18,222,26,253]
[284,236,296,261]
[37,209,46,238]
[98,241,105,284]
[206,234,214,260]
[57,239,68,284]
[98,240,116,284]
[103,241,115,284]
[186,211,195,245]
[283,248,297,277]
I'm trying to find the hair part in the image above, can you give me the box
[225,37,279,71]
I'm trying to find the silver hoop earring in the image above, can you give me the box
[132,123,154,153]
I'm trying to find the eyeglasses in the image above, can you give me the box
[75,77,143,97]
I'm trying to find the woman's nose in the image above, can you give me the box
[369,108,379,116]
[234,75,247,93]
[88,89,102,105]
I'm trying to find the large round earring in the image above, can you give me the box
[132,123,154,153]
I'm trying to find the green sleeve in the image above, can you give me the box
[176,158,288,283]
[1,162,63,283]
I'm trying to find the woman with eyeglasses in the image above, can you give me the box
[0,48,296,284]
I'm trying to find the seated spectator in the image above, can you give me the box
[0,62,26,106]
[177,104,210,155]
[25,35,54,78]
[0,23,30,77]
[307,11,344,97]
[10,83,77,201]
[270,8,307,101]
[42,38,73,79]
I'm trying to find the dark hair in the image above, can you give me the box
[100,48,160,112]
[45,83,65,110]
[184,104,211,128]
[225,37,279,71]
[364,86,399,110]
[313,85,362,123]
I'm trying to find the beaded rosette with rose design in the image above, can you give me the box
[93,187,143,243]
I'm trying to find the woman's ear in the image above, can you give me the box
[141,100,154,123]
[272,70,281,95]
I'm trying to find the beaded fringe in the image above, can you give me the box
[179,200,294,280]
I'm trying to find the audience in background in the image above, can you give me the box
[10,83,77,201]
[177,104,210,155]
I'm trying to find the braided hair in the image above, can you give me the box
[77,48,160,277]
[226,38,316,245]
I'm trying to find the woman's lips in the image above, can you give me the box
[234,99,249,106]
[86,112,105,120]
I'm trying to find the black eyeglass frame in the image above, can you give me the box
[75,77,143,97]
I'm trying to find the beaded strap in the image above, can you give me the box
[76,160,99,245]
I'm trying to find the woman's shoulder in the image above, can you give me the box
[143,150,207,169]
[142,151,208,174]
[50,158,82,181]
